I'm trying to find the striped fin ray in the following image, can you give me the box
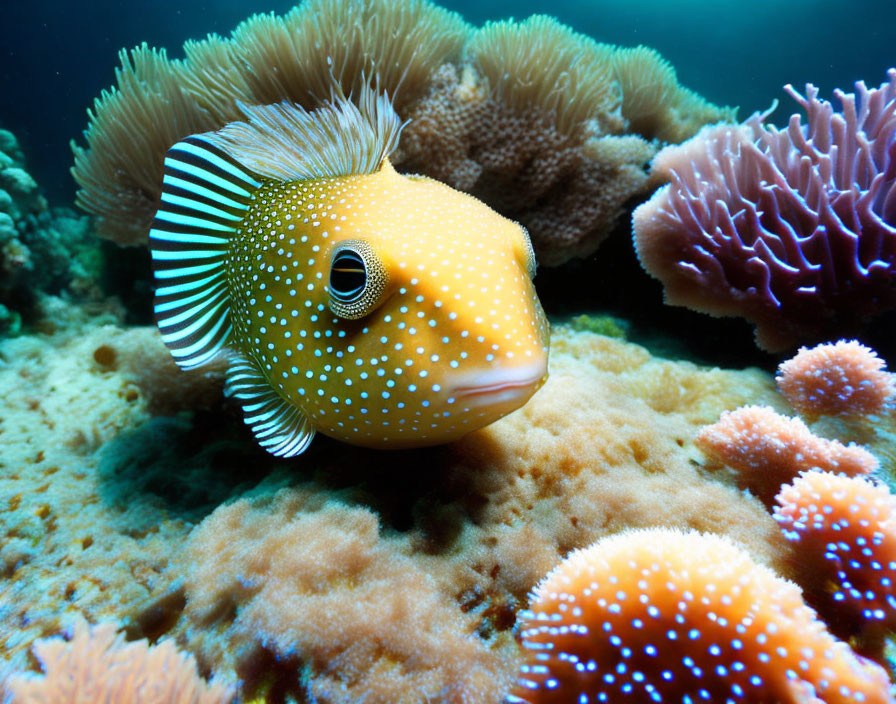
[150,136,261,370]
[225,354,315,457]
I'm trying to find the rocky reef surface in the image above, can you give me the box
[7,280,892,701]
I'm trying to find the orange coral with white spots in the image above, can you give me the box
[695,405,877,506]
[508,528,893,704]
[776,341,895,419]
[774,470,896,648]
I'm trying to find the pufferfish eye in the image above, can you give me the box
[328,239,389,319]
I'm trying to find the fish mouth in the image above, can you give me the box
[449,361,547,409]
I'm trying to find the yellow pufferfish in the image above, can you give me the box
[150,86,549,456]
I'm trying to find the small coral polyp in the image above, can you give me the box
[776,340,895,419]
[695,404,877,507]
[509,528,892,704]
[775,470,896,638]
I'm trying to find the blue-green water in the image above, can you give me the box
[1,0,895,203]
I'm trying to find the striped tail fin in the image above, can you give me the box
[149,136,261,370]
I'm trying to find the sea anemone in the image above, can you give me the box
[633,70,896,351]
[776,340,895,420]
[508,528,892,704]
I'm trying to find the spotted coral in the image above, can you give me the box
[695,404,877,507]
[774,470,896,655]
[633,69,896,351]
[72,0,732,265]
[1,620,233,703]
[776,340,895,420]
[508,528,893,704]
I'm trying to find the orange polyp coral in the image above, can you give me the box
[774,470,896,645]
[776,340,895,419]
[695,405,878,507]
[508,528,893,704]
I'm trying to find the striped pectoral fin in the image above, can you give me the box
[225,354,315,457]
[150,135,261,370]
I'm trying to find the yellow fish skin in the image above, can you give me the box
[150,88,549,456]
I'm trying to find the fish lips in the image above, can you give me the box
[448,360,548,413]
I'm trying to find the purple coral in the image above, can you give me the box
[633,69,896,351]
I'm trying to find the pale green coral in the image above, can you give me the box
[568,313,629,338]
[0,130,104,336]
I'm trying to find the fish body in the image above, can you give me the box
[150,88,549,455]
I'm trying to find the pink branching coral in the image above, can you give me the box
[633,69,896,351]
[777,340,895,419]
[508,528,893,704]
[2,620,233,704]
[695,404,877,507]
[774,470,896,653]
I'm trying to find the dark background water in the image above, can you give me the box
[1,0,895,204]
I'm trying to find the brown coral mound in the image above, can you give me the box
[2,309,802,702]
[181,492,510,704]
[72,0,732,264]
[2,620,233,704]
[398,63,658,265]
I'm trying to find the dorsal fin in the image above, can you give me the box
[203,82,405,181]
[150,136,261,369]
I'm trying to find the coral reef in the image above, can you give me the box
[71,0,733,265]
[775,470,896,657]
[7,2,896,700]
[777,340,895,420]
[161,325,790,701]
[633,70,896,351]
[1,620,233,703]
[0,130,100,335]
[508,528,893,704]
[1,303,798,701]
